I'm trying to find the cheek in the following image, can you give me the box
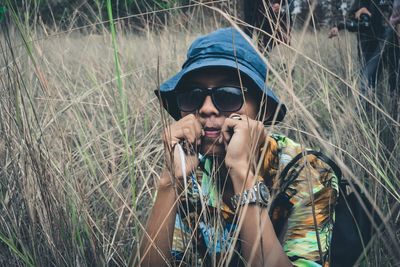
[237,100,259,119]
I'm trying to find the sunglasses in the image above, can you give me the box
[176,86,248,112]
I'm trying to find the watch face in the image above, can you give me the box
[258,183,270,203]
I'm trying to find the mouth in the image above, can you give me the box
[203,127,221,138]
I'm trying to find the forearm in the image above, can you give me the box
[329,1,344,27]
[231,173,292,267]
[140,171,178,267]
[238,205,293,267]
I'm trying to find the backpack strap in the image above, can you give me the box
[269,149,341,239]
[273,150,379,266]
[279,150,342,193]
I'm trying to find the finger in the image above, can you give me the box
[182,114,203,139]
[191,119,203,139]
[168,126,194,146]
[221,117,242,143]
[191,120,203,149]
[184,123,205,153]
[182,114,201,129]
[219,126,230,148]
[174,128,196,155]
[187,120,204,149]
[251,121,266,147]
[232,116,262,140]
[164,116,196,146]
[181,127,196,144]
[172,144,198,177]
[169,137,180,149]
[170,122,196,144]
[163,127,180,150]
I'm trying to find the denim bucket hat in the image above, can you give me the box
[157,27,286,124]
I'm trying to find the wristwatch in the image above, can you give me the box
[231,181,270,209]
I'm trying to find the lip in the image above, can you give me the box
[203,127,221,138]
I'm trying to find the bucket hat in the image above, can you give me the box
[157,27,286,124]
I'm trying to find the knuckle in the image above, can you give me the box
[189,120,196,129]
[186,114,196,120]
[195,121,202,131]
[183,127,191,135]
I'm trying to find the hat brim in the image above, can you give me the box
[156,57,286,125]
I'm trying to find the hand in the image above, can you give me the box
[220,114,266,192]
[328,27,339,38]
[272,3,280,13]
[355,7,372,20]
[161,114,203,191]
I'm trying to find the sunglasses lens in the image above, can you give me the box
[213,87,244,112]
[177,89,205,112]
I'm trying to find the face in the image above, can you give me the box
[178,68,260,156]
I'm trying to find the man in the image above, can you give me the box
[140,28,338,266]
[330,0,399,97]
[327,0,352,38]
[243,0,294,51]
[391,0,400,41]
[354,0,399,97]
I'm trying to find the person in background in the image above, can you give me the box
[329,0,399,98]
[140,27,339,267]
[354,0,399,97]
[390,0,400,40]
[243,0,294,51]
[327,0,352,38]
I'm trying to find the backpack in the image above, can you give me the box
[269,150,382,267]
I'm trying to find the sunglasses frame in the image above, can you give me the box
[176,86,248,113]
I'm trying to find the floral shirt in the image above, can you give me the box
[170,134,339,267]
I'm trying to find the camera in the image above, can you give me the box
[338,14,371,32]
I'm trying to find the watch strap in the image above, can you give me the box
[231,181,270,209]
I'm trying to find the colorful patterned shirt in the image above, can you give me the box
[170,134,339,266]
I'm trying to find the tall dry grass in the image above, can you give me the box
[0,2,399,266]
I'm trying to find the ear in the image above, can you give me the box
[254,94,271,122]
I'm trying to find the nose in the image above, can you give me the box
[198,96,219,117]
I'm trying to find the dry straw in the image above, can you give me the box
[0,0,399,266]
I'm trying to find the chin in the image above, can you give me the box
[200,138,226,156]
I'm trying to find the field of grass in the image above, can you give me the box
[0,3,399,266]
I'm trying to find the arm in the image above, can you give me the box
[231,174,293,267]
[222,115,293,267]
[271,0,282,14]
[328,0,345,38]
[390,0,400,25]
[329,0,346,27]
[140,114,202,266]
[139,172,177,267]
[353,0,372,19]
